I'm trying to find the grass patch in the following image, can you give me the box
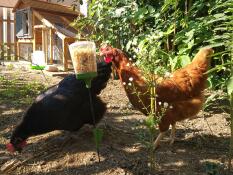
[0,75,46,107]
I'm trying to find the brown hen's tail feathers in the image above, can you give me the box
[191,47,214,69]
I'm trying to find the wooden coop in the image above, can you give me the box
[0,0,18,60]
[13,0,82,71]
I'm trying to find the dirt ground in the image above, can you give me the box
[0,64,232,175]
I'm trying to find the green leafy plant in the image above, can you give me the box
[129,73,170,171]
[228,74,233,170]
[72,0,233,170]
[74,0,232,90]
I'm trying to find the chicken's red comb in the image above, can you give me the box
[6,143,15,152]
[6,140,27,153]
[104,56,112,63]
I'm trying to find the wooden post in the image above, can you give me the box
[33,28,36,52]
[17,42,20,59]
[42,28,45,60]
[42,28,48,64]
[7,8,11,60]
[49,28,53,64]
[32,13,36,52]
[0,44,3,60]
[14,11,17,60]
[62,38,68,71]
[45,29,48,64]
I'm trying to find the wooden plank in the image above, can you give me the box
[66,37,76,44]
[0,44,4,60]
[33,10,53,28]
[60,16,72,26]
[42,28,45,62]
[33,28,36,52]
[0,7,3,44]
[7,8,11,60]
[13,12,17,60]
[32,12,36,52]
[44,28,48,64]
[34,10,68,40]
[49,28,53,64]
[62,38,68,71]
[34,25,46,29]
[18,38,33,43]
[17,42,20,59]
[42,28,48,64]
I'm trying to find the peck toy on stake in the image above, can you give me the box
[69,41,103,162]
[69,41,97,88]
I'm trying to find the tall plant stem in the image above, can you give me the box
[149,77,156,171]
[228,47,233,171]
[172,0,178,51]
[229,92,233,171]
[188,0,193,12]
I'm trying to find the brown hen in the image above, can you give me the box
[100,46,214,148]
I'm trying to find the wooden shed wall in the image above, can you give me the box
[0,7,16,60]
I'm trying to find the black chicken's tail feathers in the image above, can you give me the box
[91,62,112,95]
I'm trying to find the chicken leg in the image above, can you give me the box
[153,132,165,149]
[154,123,176,149]
[169,123,176,145]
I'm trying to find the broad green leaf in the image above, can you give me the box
[126,40,132,51]
[179,55,191,67]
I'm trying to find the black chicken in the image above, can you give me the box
[7,61,112,152]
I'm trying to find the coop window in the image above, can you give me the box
[16,8,32,38]
[22,11,29,35]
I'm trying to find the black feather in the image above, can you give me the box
[10,62,112,147]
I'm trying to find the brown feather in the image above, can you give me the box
[100,46,213,132]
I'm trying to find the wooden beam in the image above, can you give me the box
[45,29,48,64]
[0,8,3,44]
[66,37,76,44]
[18,39,33,43]
[42,28,48,64]
[33,10,54,28]
[55,31,66,40]
[14,13,17,60]
[33,29,36,52]
[60,16,72,26]
[34,25,47,29]
[34,11,67,40]
[49,28,53,64]
[17,42,20,59]
[32,12,36,52]
[62,38,68,71]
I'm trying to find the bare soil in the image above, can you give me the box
[0,64,232,175]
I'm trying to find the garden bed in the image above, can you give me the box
[0,65,231,174]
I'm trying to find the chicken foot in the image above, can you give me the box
[153,124,176,149]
